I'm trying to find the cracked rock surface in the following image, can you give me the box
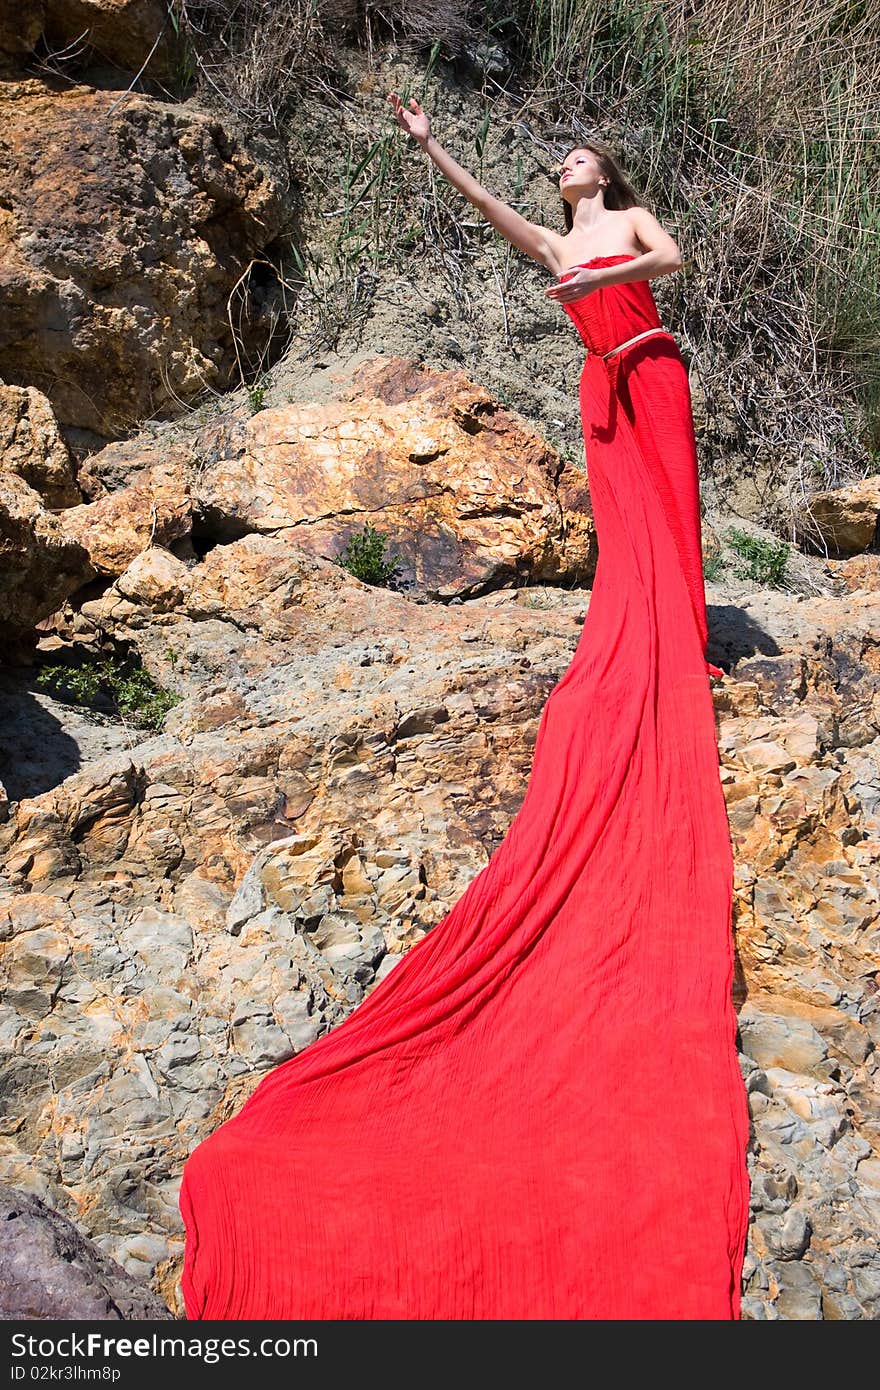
[0,78,284,441]
[69,356,598,598]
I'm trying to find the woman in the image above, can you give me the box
[178,102,750,1321]
[387,93,724,680]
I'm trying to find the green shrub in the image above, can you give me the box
[37,656,180,731]
[724,527,789,587]
[334,524,404,587]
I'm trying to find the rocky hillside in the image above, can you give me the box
[1,0,879,1320]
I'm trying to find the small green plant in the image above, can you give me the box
[166,3,198,95]
[334,524,403,587]
[247,373,274,414]
[519,589,557,609]
[702,542,726,583]
[38,663,103,705]
[724,527,790,587]
[37,656,180,731]
[110,668,180,729]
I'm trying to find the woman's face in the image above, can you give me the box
[559,148,605,205]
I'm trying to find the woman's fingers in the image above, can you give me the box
[544,271,597,304]
[387,91,421,134]
[387,94,408,130]
[545,285,591,303]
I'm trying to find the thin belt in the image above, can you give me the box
[590,326,673,360]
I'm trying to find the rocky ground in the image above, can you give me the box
[0,350,878,1318]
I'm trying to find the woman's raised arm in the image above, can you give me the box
[388,94,559,270]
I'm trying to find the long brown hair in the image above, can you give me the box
[561,140,643,229]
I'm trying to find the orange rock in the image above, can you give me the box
[59,460,191,575]
[192,358,597,597]
[0,472,92,634]
[0,80,283,438]
[797,474,880,557]
[42,1,179,80]
[0,383,80,508]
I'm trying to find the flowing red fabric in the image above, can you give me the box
[179,254,751,1320]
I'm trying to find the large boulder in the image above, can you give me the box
[0,1184,174,1319]
[59,456,192,575]
[42,0,179,79]
[0,382,80,507]
[797,475,880,557]
[76,357,597,597]
[0,473,92,636]
[0,3,44,61]
[192,369,596,597]
[0,78,284,440]
[1,2,178,79]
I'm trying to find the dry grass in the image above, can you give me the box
[482,0,880,538]
[168,0,477,125]
[171,0,880,544]
[169,0,331,128]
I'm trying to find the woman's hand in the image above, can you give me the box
[386,94,556,268]
[387,93,432,145]
[544,267,604,304]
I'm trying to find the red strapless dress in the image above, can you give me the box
[561,254,722,678]
[178,254,750,1320]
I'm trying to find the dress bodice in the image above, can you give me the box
[561,254,663,355]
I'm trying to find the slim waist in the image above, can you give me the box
[588,326,674,359]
